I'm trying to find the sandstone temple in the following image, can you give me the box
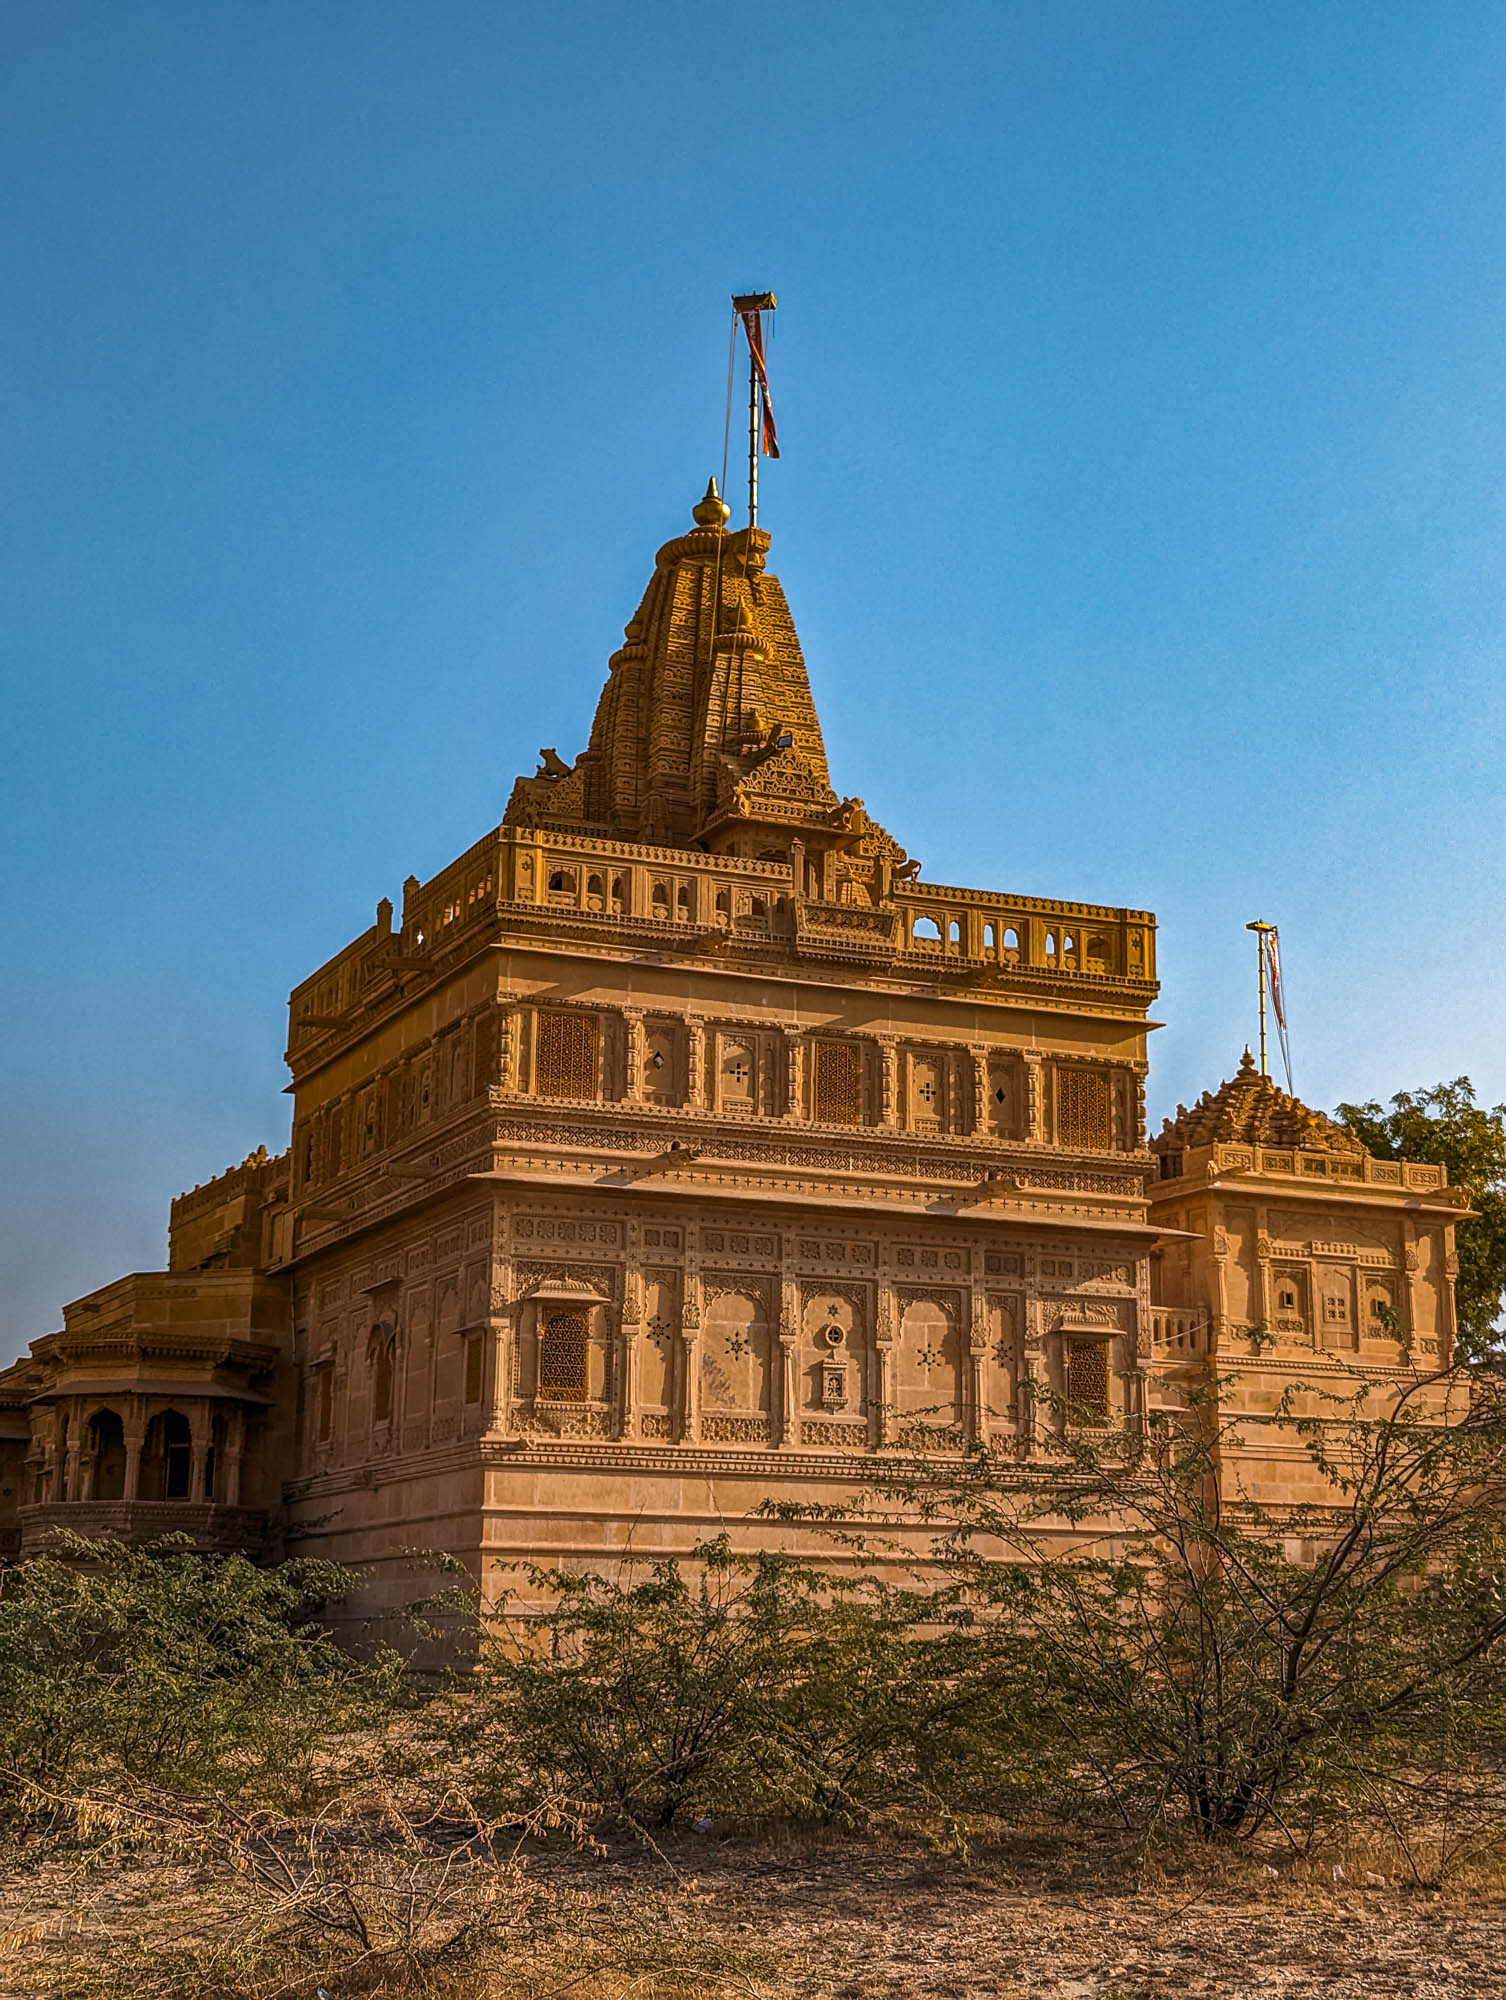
[0,481,1472,1607]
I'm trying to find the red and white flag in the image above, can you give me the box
[1263,928,1293,1092]
[739,308,780,458]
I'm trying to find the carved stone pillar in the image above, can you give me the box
[622,1009,646,1103]
[1403,1223,1427,1353]
[968,1046,989,1137]
[778,1337,799,1447]
[680,1335,701,1442]
[877,1037,898,1129]
[873,1284,897,1447]
[619,1245,644,1440]
[1124,1365,1147,1439]
[516,1005,537,1095]
[486,1255,516,1437]
[122,1428,144,1502]
[479,1314,511,1437]
[222,1411,245,1507]
[1442,1232,1461,1360]
[1255,1217,1273,1338]
[679,1266,702,1443]
[496,997,519,1093]
[1020,1299,1048,1456]
[784,1031,805,1121]
[968,1288,990,1444]
[189,1404,210,1504]
[1023,1053,1046,1144]
[777,1273,800,1446]
[686,1017,706,1110]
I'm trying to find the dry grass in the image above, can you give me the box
[4,1814,1506,2000]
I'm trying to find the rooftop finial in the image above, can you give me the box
[692,475,731,529]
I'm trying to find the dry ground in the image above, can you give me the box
[3,1823,1505,1998]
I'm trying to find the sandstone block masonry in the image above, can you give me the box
[0,488,1469,1615]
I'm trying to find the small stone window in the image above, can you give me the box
[535,1011,599,1101]
[1066,1339,1110,1422]
[911,1055,945,1129]
[1057,1068,1111,1150]
[813,1040,864,1126]
[547,869,576,899]
[644,1024,678,1103]
[1322,1292,1349,1325]
[720,1041,755,1108]
[987,1060,1018,1138]
[1278,1285,1297,1311]
[538,1312,588,1402]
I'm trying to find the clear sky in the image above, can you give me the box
[4,3,1505,1360]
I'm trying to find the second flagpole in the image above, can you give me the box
[1246,919,1274,1078]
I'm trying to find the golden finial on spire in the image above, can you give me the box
[692,476,731,529]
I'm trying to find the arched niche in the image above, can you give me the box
[700,1290,773,1415]
[894,1296,964,1432]
[87,1408,126,1502]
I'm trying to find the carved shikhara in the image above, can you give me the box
[2,487,1467,1588]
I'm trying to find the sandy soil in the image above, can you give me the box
[539,1830,1506,1999]
[3,1828,1504,1998]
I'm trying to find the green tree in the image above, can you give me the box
[875,1376,1506,1847]
[430,1536,960,1832]
[0,1534,391,1808]
[1337,1078,1506,1360]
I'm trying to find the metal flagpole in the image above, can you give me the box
[1246,920,1275,1077]
[747,325,759,528]
[732,292,777,529]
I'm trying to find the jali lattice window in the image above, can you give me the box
[812,1040,864,1126]
[1057,1068,1110,1150]
[535,1010,599,1100]
[538,1312,588,1401]
[1066,1338,1109,1421]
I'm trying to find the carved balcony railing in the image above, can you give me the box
[18,1500,269,1559]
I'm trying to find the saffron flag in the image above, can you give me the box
[739,309,780,458]
[1263,928,1293,1094]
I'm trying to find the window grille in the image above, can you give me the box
[813,1040,864,1126]
[535,1010,598,1100]
[1057,1068,1110,1150]
[538,1312,588,1401]
[1066,1339,1109,1420]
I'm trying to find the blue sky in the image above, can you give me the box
[4,3,1505,1358]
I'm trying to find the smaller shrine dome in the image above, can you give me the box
[1153,1048,1366,1157]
